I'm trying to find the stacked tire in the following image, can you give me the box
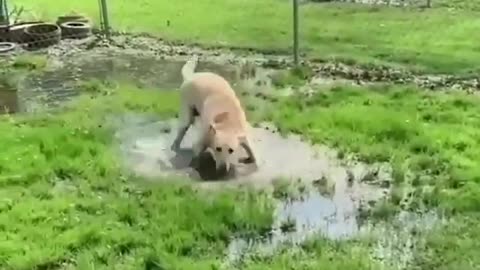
[0,24,8,42]
[0,42,16,53]
[24,23,61,49]
[0,24,14,52]
[56,15,92,39]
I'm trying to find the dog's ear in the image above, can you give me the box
[213,111,229,124]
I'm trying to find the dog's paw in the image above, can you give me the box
[239,157,254,164]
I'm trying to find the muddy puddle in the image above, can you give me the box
[116,116,388,192]
[114,114,443,268]
[114,114,400,256]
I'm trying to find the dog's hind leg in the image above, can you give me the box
[171,104,195,151]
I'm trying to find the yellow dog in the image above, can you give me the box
[171,55,258,172]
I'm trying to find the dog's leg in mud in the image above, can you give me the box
[171,105,195,151]
[189,129,210,168]
[239,135,258,168]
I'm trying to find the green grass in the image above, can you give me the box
[2,77,480,267]
[266,84,480,213]
[14,0,480,74]
[0,86,277,269]
[413,214,480,269]
[0,83,386,269]
[252,84,480,269]
[240,237,379,270]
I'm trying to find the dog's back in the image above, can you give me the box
[181,60,247,132]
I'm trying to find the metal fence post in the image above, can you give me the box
[0,0,7,25]
[99,0,111,39]
[293,0,299,66]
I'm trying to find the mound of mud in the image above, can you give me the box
[190,150,233,181]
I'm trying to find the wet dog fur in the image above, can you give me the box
[171,55,258,172]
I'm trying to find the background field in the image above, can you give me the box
[13,0,480,74]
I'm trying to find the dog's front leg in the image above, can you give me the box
[239,136,258,168]
[189,133,209,168]
[171,105,194,151]
[192,134,208,157]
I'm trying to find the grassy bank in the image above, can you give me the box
[14,0,480,74]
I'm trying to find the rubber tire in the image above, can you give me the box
[7,21,44,44]
[0,42,16,53]
[0,25,8,42]
[60,21,92,39]
[24,23,61,49]
[56,15,89,26]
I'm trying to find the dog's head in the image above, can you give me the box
[206,112,244,172]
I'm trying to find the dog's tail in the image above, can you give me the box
[181,55,199,81]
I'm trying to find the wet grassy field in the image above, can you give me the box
[14,0,480,74]
[0,84,374,269]
[0,72,479,268]
[2,0,480,268]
